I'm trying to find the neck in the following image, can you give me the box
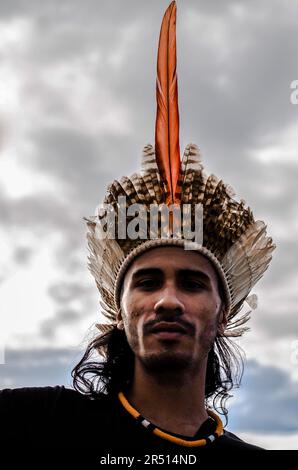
[125,358,209,437]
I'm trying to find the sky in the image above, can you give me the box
[0,0,298,450]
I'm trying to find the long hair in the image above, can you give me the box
[72,324,245,425]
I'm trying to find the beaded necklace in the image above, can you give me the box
[118,391,224,447]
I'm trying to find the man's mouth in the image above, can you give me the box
[149,322,188,340]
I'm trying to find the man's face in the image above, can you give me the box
[119,246,227,374]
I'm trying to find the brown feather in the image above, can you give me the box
[155,1,181,205]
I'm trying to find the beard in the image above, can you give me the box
[124,307,219,383]
[139,351,191,385]
[136,346,209,386]
[141,349,191,372]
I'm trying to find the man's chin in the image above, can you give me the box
[140,350,192,375]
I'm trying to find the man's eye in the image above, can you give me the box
[183,280,204,290]
[136,279,158,289]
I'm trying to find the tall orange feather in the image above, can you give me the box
[155,1,181,205]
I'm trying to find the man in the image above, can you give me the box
[0,1,275,462]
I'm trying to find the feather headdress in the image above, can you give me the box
[84,1,275,338]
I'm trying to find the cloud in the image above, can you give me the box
[236,431,298,450]
[47,281,91,305]
[0,348,80,388]
[258,312,298,339]
[40,308,82,340]
[39,281,98,340]
[13,246,34,265]
[228,359,298,433]
[179,0,298,155]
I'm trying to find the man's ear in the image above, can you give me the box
[217,304,228,336]
[116,308,124,330]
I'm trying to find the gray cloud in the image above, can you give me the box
[28,127,134,205]
[13,246,34,265]
[0,348,79,388]
[229,359,298,433]
[0,189,75,231]
[259,240,298,287]
[258,311,298,339]
[41,281,97,339]
[47,281,91,305]
[179,1,298,153]
[40,308,82,339]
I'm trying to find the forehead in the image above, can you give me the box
[124,246,218,283]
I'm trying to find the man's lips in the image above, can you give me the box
[149,321,189,337]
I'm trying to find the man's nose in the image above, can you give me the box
[153,284,185,315]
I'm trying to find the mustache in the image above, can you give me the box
[143,314,195,337]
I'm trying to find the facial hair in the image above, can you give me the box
[123,306,220,382]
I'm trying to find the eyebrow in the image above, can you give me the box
[131,267,211,284]
[131,268,161,281]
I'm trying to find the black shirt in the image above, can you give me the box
[0,385,264,463]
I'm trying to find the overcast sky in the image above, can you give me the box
[0,0,298,450]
